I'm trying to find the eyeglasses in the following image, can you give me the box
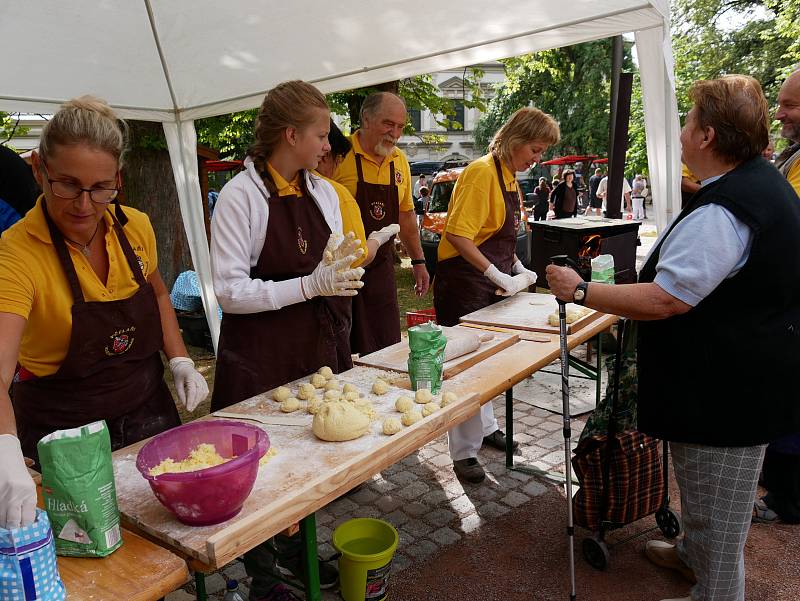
[41,160,120,204]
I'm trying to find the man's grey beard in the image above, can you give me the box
[374,138,397,157]
[783,123,800,144]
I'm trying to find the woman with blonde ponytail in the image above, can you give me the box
[0,96,209,530]
[210,81,368,599]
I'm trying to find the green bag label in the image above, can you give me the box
[407,322,446,394]
[38,420,123,557]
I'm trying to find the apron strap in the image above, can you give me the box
[42,200,86,304]
[109,209,148,287]
[492,155,511,195]
[355,153,365,183]
[389,160,395,190]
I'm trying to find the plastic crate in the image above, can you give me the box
[406,308,437,327]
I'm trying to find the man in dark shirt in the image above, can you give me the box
[586,168,603,216]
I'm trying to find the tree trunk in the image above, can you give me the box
[121,121,191,289]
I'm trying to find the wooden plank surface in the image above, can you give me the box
[59,529,189,601]
[112,367,482,568]
[355,325,518,378]
[459,292,603,334]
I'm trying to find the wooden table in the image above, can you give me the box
[34,487,189,601]
[111,313,616,601]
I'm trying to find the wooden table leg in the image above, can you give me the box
[300,514,321,601]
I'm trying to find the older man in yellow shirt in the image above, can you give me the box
[334,92,429,355]
[775,70,800,197]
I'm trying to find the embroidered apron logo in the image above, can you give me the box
[297,226,308,254]
[395,170,403,185]
[514,210,521,231]
[104,326,136,356]
[135,254,145,272]
[370,201,386,221]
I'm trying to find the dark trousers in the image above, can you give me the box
[244,534,303,599]
[762,448,800,523]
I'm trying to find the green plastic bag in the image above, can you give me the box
[407,322,447,394]
[38,420,123,557]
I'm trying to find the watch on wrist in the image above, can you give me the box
[411,259,426,265]
[573,282,588,305]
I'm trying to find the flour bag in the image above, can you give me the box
[38,421,123,557]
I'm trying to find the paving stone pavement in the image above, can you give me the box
[166,384,599,601]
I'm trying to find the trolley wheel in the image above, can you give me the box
[656,507,682,539]
[582,536,610,570]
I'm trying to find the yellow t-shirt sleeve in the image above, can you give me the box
[0,230,35,319]
[787,161,800,199]
[444,169,492,241]
[335,185,369,267]
[398,157,414,212]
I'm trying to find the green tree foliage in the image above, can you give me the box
[1,112,30,148]
[474,40,634,161]
[196,71,486,160]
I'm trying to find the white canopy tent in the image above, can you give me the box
[1,0,682,348]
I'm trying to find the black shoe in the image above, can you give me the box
[276,556,339,590]
[254,583,303,601]
[453,457,486,483]
[482,429,519,453]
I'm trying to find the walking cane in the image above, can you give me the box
[550,254,579,601]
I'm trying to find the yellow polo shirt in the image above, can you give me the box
[682,163,698,182]
[0,197,158,376]
[266,163,302,196]
[787,161,800,198]
[333,131,414,214]
[317,174,369,267]
[438,153,518,261]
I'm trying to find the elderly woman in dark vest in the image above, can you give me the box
[547,75,800,601]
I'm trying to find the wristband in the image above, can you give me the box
[411,259,426,265]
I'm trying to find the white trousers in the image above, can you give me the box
[448,403,499,461]
[632,196,645,220]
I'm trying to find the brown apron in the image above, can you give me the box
[350,154,401,355]
[12,202,179,466]
[434,156,519,327]
[211,177,351,411]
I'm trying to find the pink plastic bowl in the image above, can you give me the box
[136,420,268,526]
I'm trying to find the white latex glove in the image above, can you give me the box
[169,357,210,412]
[512,260,538,286]
[0,434,37,530]
[496,273,532,297]
[483,264,515,294]
[325,232,364,266]
[303,255,365,298]
[368,224,401,247]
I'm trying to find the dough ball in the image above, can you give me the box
[307,398,324,414]
[382,417,403,435]
[324,380,340,391]
[422,402,440,417]
[272,386,292,402]
[280,397,301,413]
[566,310,579,324]
[372,379,390,395]
[415,389,433,404]
[311,373,327,389]
[344,390,360,402]
[440,391,458,407]
[324,389,342,401]
[312,400,371,442]
[548,313,559,327]
[318,365,334,380]
[342,383,358,394]
[395,396,414,413]
[298,382,316,400]
[401,410,423,426]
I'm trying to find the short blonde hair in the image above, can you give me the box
[689,75,769,164]
[489,107,560,166]
[39,95,127,166]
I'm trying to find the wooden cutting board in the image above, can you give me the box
[459,291,603,334]
[354,325,518,379]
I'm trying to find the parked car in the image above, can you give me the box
[409,160,445,177]
[419,167,531,277]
